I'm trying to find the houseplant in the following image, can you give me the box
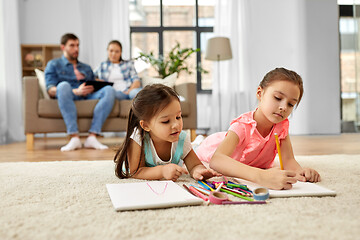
[137,42,207,79]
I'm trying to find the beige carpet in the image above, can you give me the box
[1,155,359,240]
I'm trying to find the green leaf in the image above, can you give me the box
[136,42,207,79]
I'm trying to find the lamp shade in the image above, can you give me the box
[205,37,232,61]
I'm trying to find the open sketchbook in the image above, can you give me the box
[106,181,203,211]
[235,178,336,198]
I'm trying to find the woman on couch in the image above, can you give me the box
[94,40,142,100]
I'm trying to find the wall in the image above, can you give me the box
[19,0,82,44]
[18,0,341,135]
[18,0,111,67]
[199,0,341,135]
[238,0,341,135]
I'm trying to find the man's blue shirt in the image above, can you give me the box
[45,55,95,91]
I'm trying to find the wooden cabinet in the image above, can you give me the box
[21,44,62,76]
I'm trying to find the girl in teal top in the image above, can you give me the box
[114,84,219,181]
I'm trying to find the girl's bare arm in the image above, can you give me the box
[210,131,297,190]
[127,140,187,181]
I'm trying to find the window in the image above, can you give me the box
[129,0,215,92]
[339,4,360,132]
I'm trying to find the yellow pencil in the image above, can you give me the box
[274,133,284,170]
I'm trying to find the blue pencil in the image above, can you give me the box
[198,180,214,191]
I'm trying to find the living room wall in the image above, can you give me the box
[199,0,340,135]
[18,0,341,135]
[19,0,82,45]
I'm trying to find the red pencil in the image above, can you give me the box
[183,184,194,196]
[188,186,209,201]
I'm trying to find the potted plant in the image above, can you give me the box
[137,42,207,87]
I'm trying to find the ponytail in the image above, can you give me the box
[114,108,144,178]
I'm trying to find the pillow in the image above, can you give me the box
[34,69,50,99]
[142,72,178,88]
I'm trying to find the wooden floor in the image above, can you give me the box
[0,133,359,163]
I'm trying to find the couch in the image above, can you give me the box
[24,76,197,150]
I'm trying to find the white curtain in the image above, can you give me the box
[78,0,130,68]
[210,0,252,133]
[0,0,24,144]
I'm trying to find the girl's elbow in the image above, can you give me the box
[209,155,219,169]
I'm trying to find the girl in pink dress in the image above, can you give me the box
[196,67,320,190]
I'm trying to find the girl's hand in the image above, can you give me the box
[259,168,297,190]
[296,168,321,182]
[191,165,222,181]
[162,164,188,182]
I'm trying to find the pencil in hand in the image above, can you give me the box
[274,133,284,170]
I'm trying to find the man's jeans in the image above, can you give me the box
[115,88,142,100]
[56,81,115,135]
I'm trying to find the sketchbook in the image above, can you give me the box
[234,178,336,198]
[106,181,203,211]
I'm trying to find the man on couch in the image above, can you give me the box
[45,33,115,151]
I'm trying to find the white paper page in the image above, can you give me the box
[106,181,203,211]
[234,178,336,198]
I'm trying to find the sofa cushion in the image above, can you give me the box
[142,72,178,88]
[119,100,132,118]
[34,69,50,99]
[118,100,190,118]
[38,99,190,119]
[38,99,121,118]
[180,102,190,117]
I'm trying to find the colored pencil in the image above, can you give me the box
[197,181,211,190]
[188,186,209,201]
[220,188,254,201]
[226,185,253,196]
[227,182,250,191]
[183,184,196,196]
[274,133,284,170]
[222,186,251,197]
[215,182,224,192]
[199,180,215,191]
[222,200,266,205]
[223,176,229,184]
[189,185,210,195]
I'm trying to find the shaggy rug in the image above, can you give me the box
[0,155,359,240]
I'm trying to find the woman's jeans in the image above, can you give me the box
[56,82,115,135]
[115,88,142,100]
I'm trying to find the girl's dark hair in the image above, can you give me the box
[259,67,304,106]
[107,40,123,62]
[114,84,180,178]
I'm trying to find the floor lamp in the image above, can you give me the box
[205,37,233,131]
